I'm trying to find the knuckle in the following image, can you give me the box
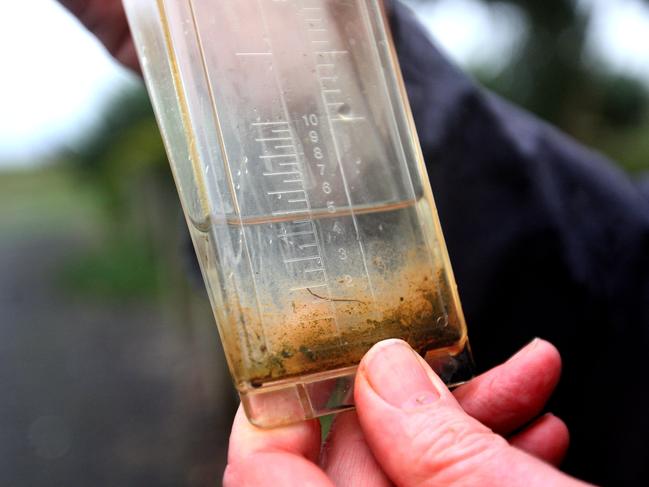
[476,372,537,424]
[408,411,508,485]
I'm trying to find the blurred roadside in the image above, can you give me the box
[0,85,238,486]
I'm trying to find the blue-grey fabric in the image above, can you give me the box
[389,1,649,484]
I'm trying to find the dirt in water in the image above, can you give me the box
[227,261,466,389]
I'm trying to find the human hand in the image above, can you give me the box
[58,0,139,72]
[225,339,593,486]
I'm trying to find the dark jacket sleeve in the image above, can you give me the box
[389,1,649,485]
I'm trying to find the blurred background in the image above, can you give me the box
[1,0,648,485]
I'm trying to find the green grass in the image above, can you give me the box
[0,165,162,300]
[0,165,105,239]
[594,120,649,176]
[59,237,161,300]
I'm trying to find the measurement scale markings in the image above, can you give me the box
[315,72,366,123]
[278,230,314,238]
[256,0,342,343]
[252,121,289,126]
[268,189,305,195]
[289,283,327,293]
[284,255,322,264]
[300,243,319,250]
[263,170,301,176]
[256,137,292,142]
[260,154,298,159]
[323,95,341,105]
[305,268,325,275]
[272,209,310,216]
[332,116,366,122]
[296,4,378,310]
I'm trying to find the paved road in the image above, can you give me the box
[0,234,238,486]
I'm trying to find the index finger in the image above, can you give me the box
[224,405,333,487]
[453,338,562,435]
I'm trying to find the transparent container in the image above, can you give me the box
[123,0,472,428]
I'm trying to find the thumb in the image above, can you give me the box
[354,340,587,487]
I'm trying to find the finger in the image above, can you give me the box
[321,411,393,487]
[57,0,90,17]
[224,405,332,487]
[114,36,140,73]
[453,338,561,435]
[59,1,139,72]
[355,340,586,487]
[509,413,570,467]
[60,0,126,51]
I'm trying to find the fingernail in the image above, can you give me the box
[362,339,440,410]
[506,338,541,363]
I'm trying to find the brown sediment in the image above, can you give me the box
[231,260,465,388]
